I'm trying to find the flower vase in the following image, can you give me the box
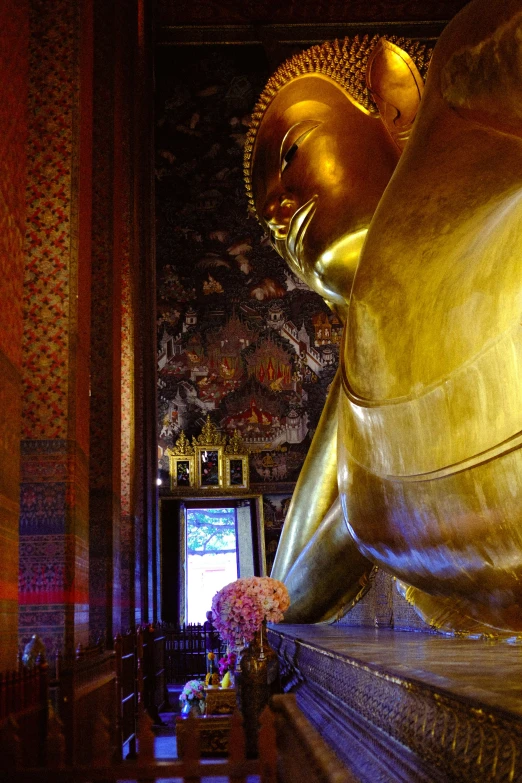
[181,700,203,717]
[236,621,279,757]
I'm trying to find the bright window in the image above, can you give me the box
[186,506,238,623]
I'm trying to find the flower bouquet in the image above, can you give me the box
[212,578,290,752]
[179,679,205,715]
[218,651,237,677]
[218,651,237,688]
[211,576,290,647]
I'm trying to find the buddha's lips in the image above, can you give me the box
[286,196,317,273]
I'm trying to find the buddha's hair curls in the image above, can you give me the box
[244,35,432,218]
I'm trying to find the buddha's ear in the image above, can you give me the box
[366,39,424,152]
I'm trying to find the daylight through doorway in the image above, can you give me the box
[186,506,238,623]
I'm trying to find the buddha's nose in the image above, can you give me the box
[263,192,298,240]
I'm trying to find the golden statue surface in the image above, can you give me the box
[246,0,522,633]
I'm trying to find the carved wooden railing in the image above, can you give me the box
[0,627,169,768]
[4,704,277,782]
[0,655,49,770]
[114,631,138,758]
[2,645,355,782]
[141,624,168,722]
[162,622,227,681]
[2,692,354,782]
[54,643,118,766]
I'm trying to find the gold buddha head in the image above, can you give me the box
[244,37,431,311]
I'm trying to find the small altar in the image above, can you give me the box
[268,625,522,783]
[176,687,237,757]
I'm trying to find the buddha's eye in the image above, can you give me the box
[280,122,319,174]
[282,144,298,172]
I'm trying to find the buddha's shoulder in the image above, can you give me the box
[345,170,522,402]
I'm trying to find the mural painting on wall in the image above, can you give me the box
[155,46,339,487]
[263,494,292,575]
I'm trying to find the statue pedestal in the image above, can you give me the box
[269,625,522,783]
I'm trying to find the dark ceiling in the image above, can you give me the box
[156,0,470,27]
[156,0,471,45]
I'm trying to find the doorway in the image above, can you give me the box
[160,496,264,625]
[185,506,238,623]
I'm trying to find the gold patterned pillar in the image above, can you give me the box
[0,0,29,669]
[88,0,124,646]
[19,0,93,658]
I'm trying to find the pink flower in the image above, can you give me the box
[211,577,290,646]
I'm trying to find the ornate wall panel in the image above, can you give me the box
[19,440,89,656]
[22,0,76,439]
[335,569,430,631]
[155,44,338,493]
[19,0,93,658]
[0,0,29,668]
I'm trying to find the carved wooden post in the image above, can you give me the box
[92,711,113,767]
[229,710,247,783]
[114,633,124,762]
[127,630,138,760]
[55,651,62,683]
[136,625,144,709]
[37,653,49,766]
[46,704,66,769]
[183,710,202,783]
[136,625,155,767]
[258,706,277,783]
[0,715,22,772]
[0,672,4,721]
[56,653,74,765]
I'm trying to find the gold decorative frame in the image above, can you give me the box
[167,431,196,490]
[195,445,224,488]
[225,455,249,489]
[192,416,227,489]
[171,455,195,488]
[225,430,249,489]
[167,419,251,492]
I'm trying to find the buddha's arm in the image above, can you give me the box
[270,368,342,582]
[283,496,373,623]
[440,0,522,138]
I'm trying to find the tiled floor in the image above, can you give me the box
[153,714,178,761]
[273,625,522,717]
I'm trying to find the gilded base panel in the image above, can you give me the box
[204,686,237,715]
[269,625,522,783]
[175,715,232,757]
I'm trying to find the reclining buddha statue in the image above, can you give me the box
[244,0,522,634]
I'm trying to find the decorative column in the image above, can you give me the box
[119,1,138,633]
[88,0,122,646]
[89,0,159,635]
[0,0,29,669]
[19,0,93,658]
[132,0,159,626]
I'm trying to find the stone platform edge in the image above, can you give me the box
[268,627,522,783]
